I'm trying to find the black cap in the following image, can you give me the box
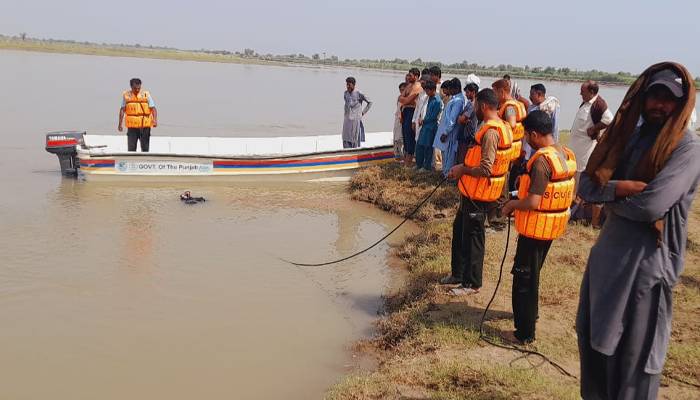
[646,69,683,98]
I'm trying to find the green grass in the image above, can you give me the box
[328,163,700,399]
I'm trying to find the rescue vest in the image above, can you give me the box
[498,99,527,160]
[514,145,577,241]
[123,90,153,128]
[457,119,513,202]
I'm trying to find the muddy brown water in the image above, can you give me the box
[2,49,696,399]
[0,50,415,399]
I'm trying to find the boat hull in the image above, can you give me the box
[77,146,395,181]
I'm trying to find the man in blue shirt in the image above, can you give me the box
[457,82,479,162]
[434,78,465,176]
[415,80,442,170]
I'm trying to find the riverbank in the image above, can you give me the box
[328,162,700,399]
[6,36,698,88]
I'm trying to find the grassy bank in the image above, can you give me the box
[328,162,700,399]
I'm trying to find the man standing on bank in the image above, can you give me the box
[501,110,576,344]
[342,77,373,148]
[442,89,513,295]
[576,62,700,400]
[118,78,157,152]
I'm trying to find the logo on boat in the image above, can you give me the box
[114,160,212,174]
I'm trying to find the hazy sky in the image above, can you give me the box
[2,0,698,75]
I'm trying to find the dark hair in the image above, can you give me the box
[586,80,600,95]
[423,80,437,91]
[346,76,356,84]
[503,74,511,80]
[399,82,408,90]
[440,80,452,90]
[408,68,421,77]
[475,88,499,108]
[428,65,441,78]
[450,77,462,90]
[421,68,430,76]
[522,110,553,135]
[530,83,546,95]
[129,78,142,86]
[464,83,479,93]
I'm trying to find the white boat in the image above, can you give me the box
[45,131,395,181]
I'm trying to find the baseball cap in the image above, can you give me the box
[646,69,683,98]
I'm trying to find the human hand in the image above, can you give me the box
[418,118,423,127]
[586,126,598,139]
[440,134,447,143]
[447,165,465,180]
[501,200,516,217]
[152,120,158,128]
[118,125,123,132]
[615,180,647,197]
[457,114,467,124]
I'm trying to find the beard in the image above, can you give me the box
[641,109,670,127]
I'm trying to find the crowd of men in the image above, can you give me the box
[370,63,700,400]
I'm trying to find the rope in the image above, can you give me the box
[477,217,578,379]
[283,175,448,267]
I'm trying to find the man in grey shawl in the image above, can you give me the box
[342,76,372,148]
[576,62,699,400]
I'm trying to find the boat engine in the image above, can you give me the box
[45,131,85,176]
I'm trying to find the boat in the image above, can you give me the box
[45,131,395,181]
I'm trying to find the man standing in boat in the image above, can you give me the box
[118,78,157,152]
[342,77,372,148]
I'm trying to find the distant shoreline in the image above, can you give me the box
[0,37,645,87]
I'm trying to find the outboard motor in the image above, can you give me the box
[45,131,85,176]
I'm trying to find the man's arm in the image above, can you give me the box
[118,108,125,132]
[360,93,372,116]
[151,108,158,128]
[505,105,517,129]
[587,108,613,139]
[577,172,646,203]
[606,140,700,222]
[447,130,498,179]
[398,85,420,106]
[439,101,462,141]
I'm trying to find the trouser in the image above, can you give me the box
[451,197,490,288]
[576,273,662,400]
[415,144,433,170]
[127,128,151,152]
[487,171,510,228]
[401,107,416,155]
[441,146,457,177]
[511,235,552,342]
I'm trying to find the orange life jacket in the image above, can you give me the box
[123,90,153,128]
[457,119,513,202]
[498,99,527,160]
[514,145,577,240]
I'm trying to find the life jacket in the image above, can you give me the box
[123,90,153,128]
[457,119,513,202]
[514,145,577,240]
[498,99,527,160]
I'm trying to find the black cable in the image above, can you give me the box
[478,217,578,379]
[283,175,449,267]
[285,173,577,379]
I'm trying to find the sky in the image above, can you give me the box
[1,0,699,75]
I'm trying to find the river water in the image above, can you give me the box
[0,50,697,399]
